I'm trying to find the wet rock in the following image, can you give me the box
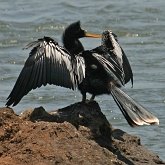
[0,102,164,165]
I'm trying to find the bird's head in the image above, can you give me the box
[63,21,101,39]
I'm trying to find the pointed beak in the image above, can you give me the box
[84,32,101,38]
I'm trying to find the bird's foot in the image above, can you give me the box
[81,94,95,104]
[89,95,95,102]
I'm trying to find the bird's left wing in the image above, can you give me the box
[6,36,85,106]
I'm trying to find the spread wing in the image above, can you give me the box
[6,36,85,106]
[109,32,133,86]
[91,52,124,85]
[90,46,125,86]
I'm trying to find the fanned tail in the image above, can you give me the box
[110,85,159,127]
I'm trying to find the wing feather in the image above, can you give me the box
[109,31,133,85]
[91,52,125,85]
[6,36,85,106]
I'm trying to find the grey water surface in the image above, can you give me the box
[0,0,165,160]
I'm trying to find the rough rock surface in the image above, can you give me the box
[0,101,164,165]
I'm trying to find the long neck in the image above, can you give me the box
[62,32,84,55]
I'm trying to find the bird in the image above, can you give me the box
[78,30,159,127]
[6,21,101,106]
[6,22,159,127]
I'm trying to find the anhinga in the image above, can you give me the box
[6,22,159,127]
[78,30,159,127]
[6,21,100,106]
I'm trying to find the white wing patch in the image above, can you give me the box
[6,37,85,106]
[92,52,124,84]
[109,32,123,68]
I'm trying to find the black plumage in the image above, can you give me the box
[101,30,133,86]
[6,21,100,106]
[6,22,159,127]
[78,30,159,127]
[63,21,101,55]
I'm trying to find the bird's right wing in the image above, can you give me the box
[121,48,133,86]
[6,36,85,106]
[91,52,125,85]
[110,32,133,86]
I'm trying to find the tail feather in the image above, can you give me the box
[110,85,159,127]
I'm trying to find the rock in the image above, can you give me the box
[0,102,164,165]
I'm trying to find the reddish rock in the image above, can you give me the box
[0,102,164,165]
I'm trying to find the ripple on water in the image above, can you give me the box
[0,0,165,160]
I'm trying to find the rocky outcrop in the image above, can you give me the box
[0,101,164,165]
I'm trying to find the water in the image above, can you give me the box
[0,0,165,160]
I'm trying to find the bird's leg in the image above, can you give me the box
[89,94,95,102]
[82,93,86,103]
